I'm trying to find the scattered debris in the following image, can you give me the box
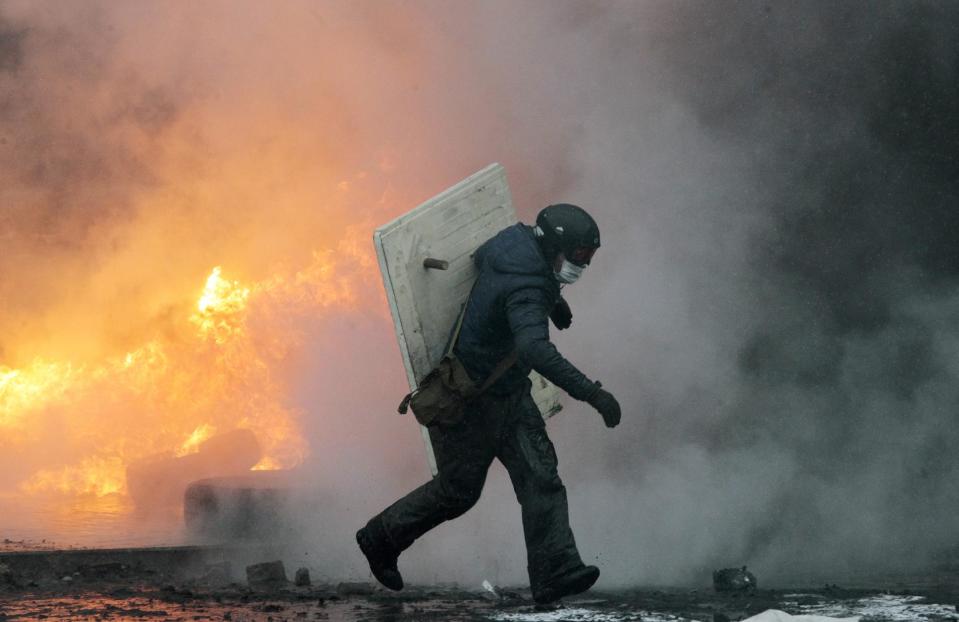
[713,566,757,592]
[246,560,286,589]
[336,582,373,596]
[2,582,959,622]
[294,567,311,587]
[1,545,958,622]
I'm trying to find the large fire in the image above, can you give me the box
[0,1,424,539]
[0,252,369,500]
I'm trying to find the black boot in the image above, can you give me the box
[532,564,600,604]
[356,520,404,591]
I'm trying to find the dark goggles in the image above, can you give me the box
[567,246,597,266]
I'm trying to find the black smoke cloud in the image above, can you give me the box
[690,1,959,572]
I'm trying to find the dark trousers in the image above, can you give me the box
[367,386,584,591]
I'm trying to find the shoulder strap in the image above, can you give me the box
[477,349,519,394]
[444,284,474,357]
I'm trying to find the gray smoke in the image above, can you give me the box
[547,1,959,585]
[352,0,959,587]
[4,0,959,589]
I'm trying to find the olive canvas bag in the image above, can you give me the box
[397,291,517,427]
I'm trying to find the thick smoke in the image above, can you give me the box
[553,2,959,585]
[3,0,959,588]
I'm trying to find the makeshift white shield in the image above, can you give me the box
[374,163,563,475]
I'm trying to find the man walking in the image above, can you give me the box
[358,204,622,604]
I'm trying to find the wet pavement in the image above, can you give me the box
[3,582,959,621]
[0,495,185,552]
[2,545,959,621]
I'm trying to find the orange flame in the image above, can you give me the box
[0,3,415,533]
[0,360,78,429]
[191,267,251,344]
[175,424,217,458]
[1,242,372,500]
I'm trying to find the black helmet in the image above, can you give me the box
[535,203,600,266]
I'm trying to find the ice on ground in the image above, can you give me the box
[799,594,958,621]
[488,607,686,622]
[487,593,959,622]
[743,610,859,622]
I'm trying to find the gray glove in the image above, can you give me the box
[587,382,621,428]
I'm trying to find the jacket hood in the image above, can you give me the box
[484,224,552,277]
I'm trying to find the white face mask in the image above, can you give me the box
[555,259,584,284]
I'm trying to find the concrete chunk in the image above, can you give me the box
[294,567,311,587]
[713,566,757,592]
[183,470,297,538]
[246,560,286,589]
[0,563,16,586]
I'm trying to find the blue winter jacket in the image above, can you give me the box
[453,223,597,401]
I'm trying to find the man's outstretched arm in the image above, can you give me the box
[505,288,621,427]
[505,289,597,400]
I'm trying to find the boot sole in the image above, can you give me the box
[533,566,600,604]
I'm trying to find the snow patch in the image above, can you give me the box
[800,594,958,621]
[488,607,684,622]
